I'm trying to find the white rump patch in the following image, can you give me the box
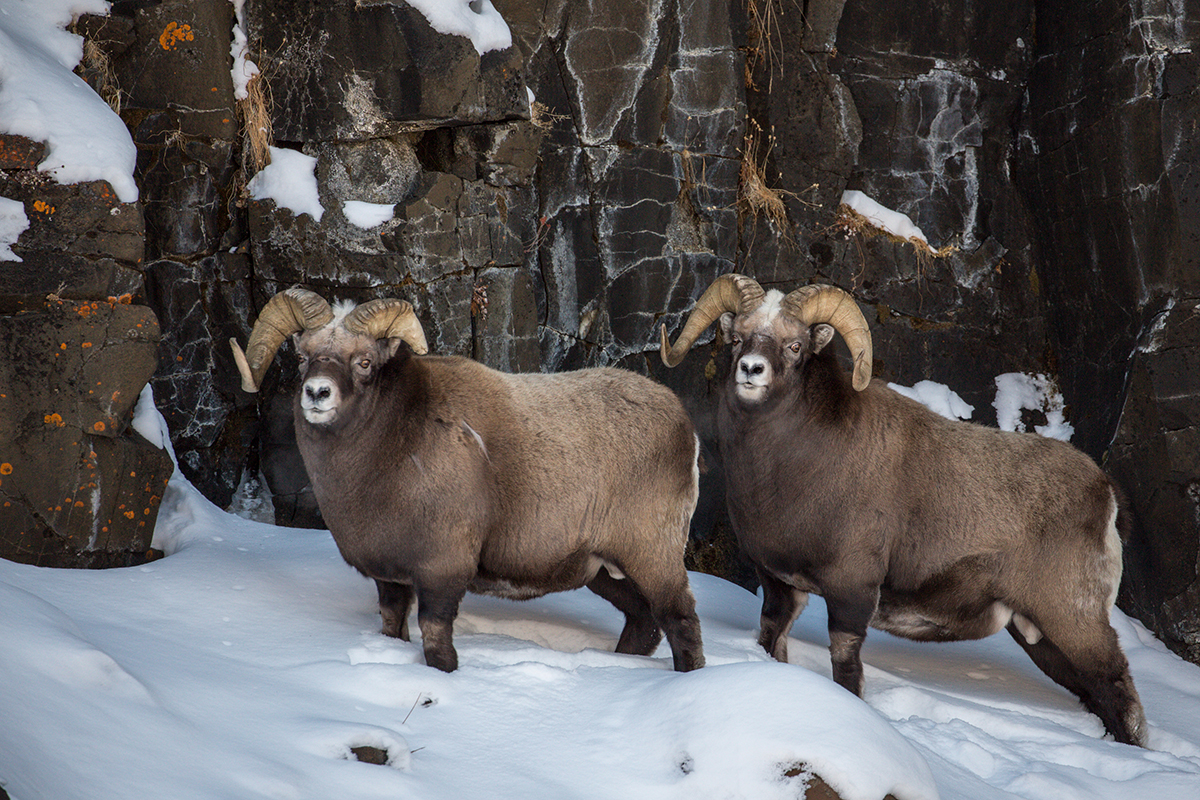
[1102,490,1123,609]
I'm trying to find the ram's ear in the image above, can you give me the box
[718,312,736,341]
[810,323,835,354]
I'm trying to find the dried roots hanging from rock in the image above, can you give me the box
[238,71,274,174]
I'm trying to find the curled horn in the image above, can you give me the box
[345,299,429,355]
[780,285,873,391]
[660,273,766,367]
[230,288,334,393]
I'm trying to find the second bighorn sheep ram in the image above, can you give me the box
[660,274,1146,746]
[233,288,704,673]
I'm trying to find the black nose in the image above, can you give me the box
[745,361,764,376]
[305,384,331,402]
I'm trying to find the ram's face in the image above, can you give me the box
[718,290,833,406]
[294,326,387,427]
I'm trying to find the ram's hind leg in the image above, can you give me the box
[376,580,414,640]
[1007,617,1147,747]
[617,558,704,672]
[756,567,809,664]
[650,578,705,672]
[587,568,663,656]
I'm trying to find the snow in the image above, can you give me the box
[343,200,396,229]
[842,190,928,245]
[247,146,326,222]
[407,0,513,55]
[0,194,28,261]
[890,380,974,421]
[993,372,1074,441]
[229,0,259,102]
[0,0,139,203]
[3,396,1200,800]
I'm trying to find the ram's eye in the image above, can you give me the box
[357,359,372,370]
[789,342,802,354]
[731,336,742,346]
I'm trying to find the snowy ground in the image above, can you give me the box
[3,400,1200,800]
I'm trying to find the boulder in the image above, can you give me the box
[0,299,171,568]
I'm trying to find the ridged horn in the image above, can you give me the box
[780,285,873,391]
[230,288,334,393]
[344,299,429,355]
[660,274,766,367]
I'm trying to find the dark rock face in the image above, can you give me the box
[1013,0,1200,661]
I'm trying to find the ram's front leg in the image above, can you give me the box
[415,578,469,673]
[824,584,880,697]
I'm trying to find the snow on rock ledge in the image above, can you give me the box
[0,0,139,202]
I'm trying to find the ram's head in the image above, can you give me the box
[231,288,428,427]
[660,274,872,404]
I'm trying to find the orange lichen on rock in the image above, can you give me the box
[159,21,194,50]
[44,413,64,427]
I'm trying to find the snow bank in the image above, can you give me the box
[841,190,928,245]
[993,372,1074,441]
[247,146,325,222]
[0,194,29,261]
[0,0,139,202]
[407,0,512,55]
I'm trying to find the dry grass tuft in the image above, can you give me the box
[745,0,786,90]
[81,40,121,115]
[531,101,569,130]
[239,71,274,173]
[738,119,813,233]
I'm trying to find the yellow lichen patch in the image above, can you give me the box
[159,22,194,51]
[124,510,136,519]
[0,463,11,475]
[44,413,64,427]
[33,199,55,215]
[93,421,107,433]
[82,341,93,348]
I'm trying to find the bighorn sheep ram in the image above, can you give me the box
[232,287,704,673]
[660,274,1146,746]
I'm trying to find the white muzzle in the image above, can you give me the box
[301,377,339,424]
